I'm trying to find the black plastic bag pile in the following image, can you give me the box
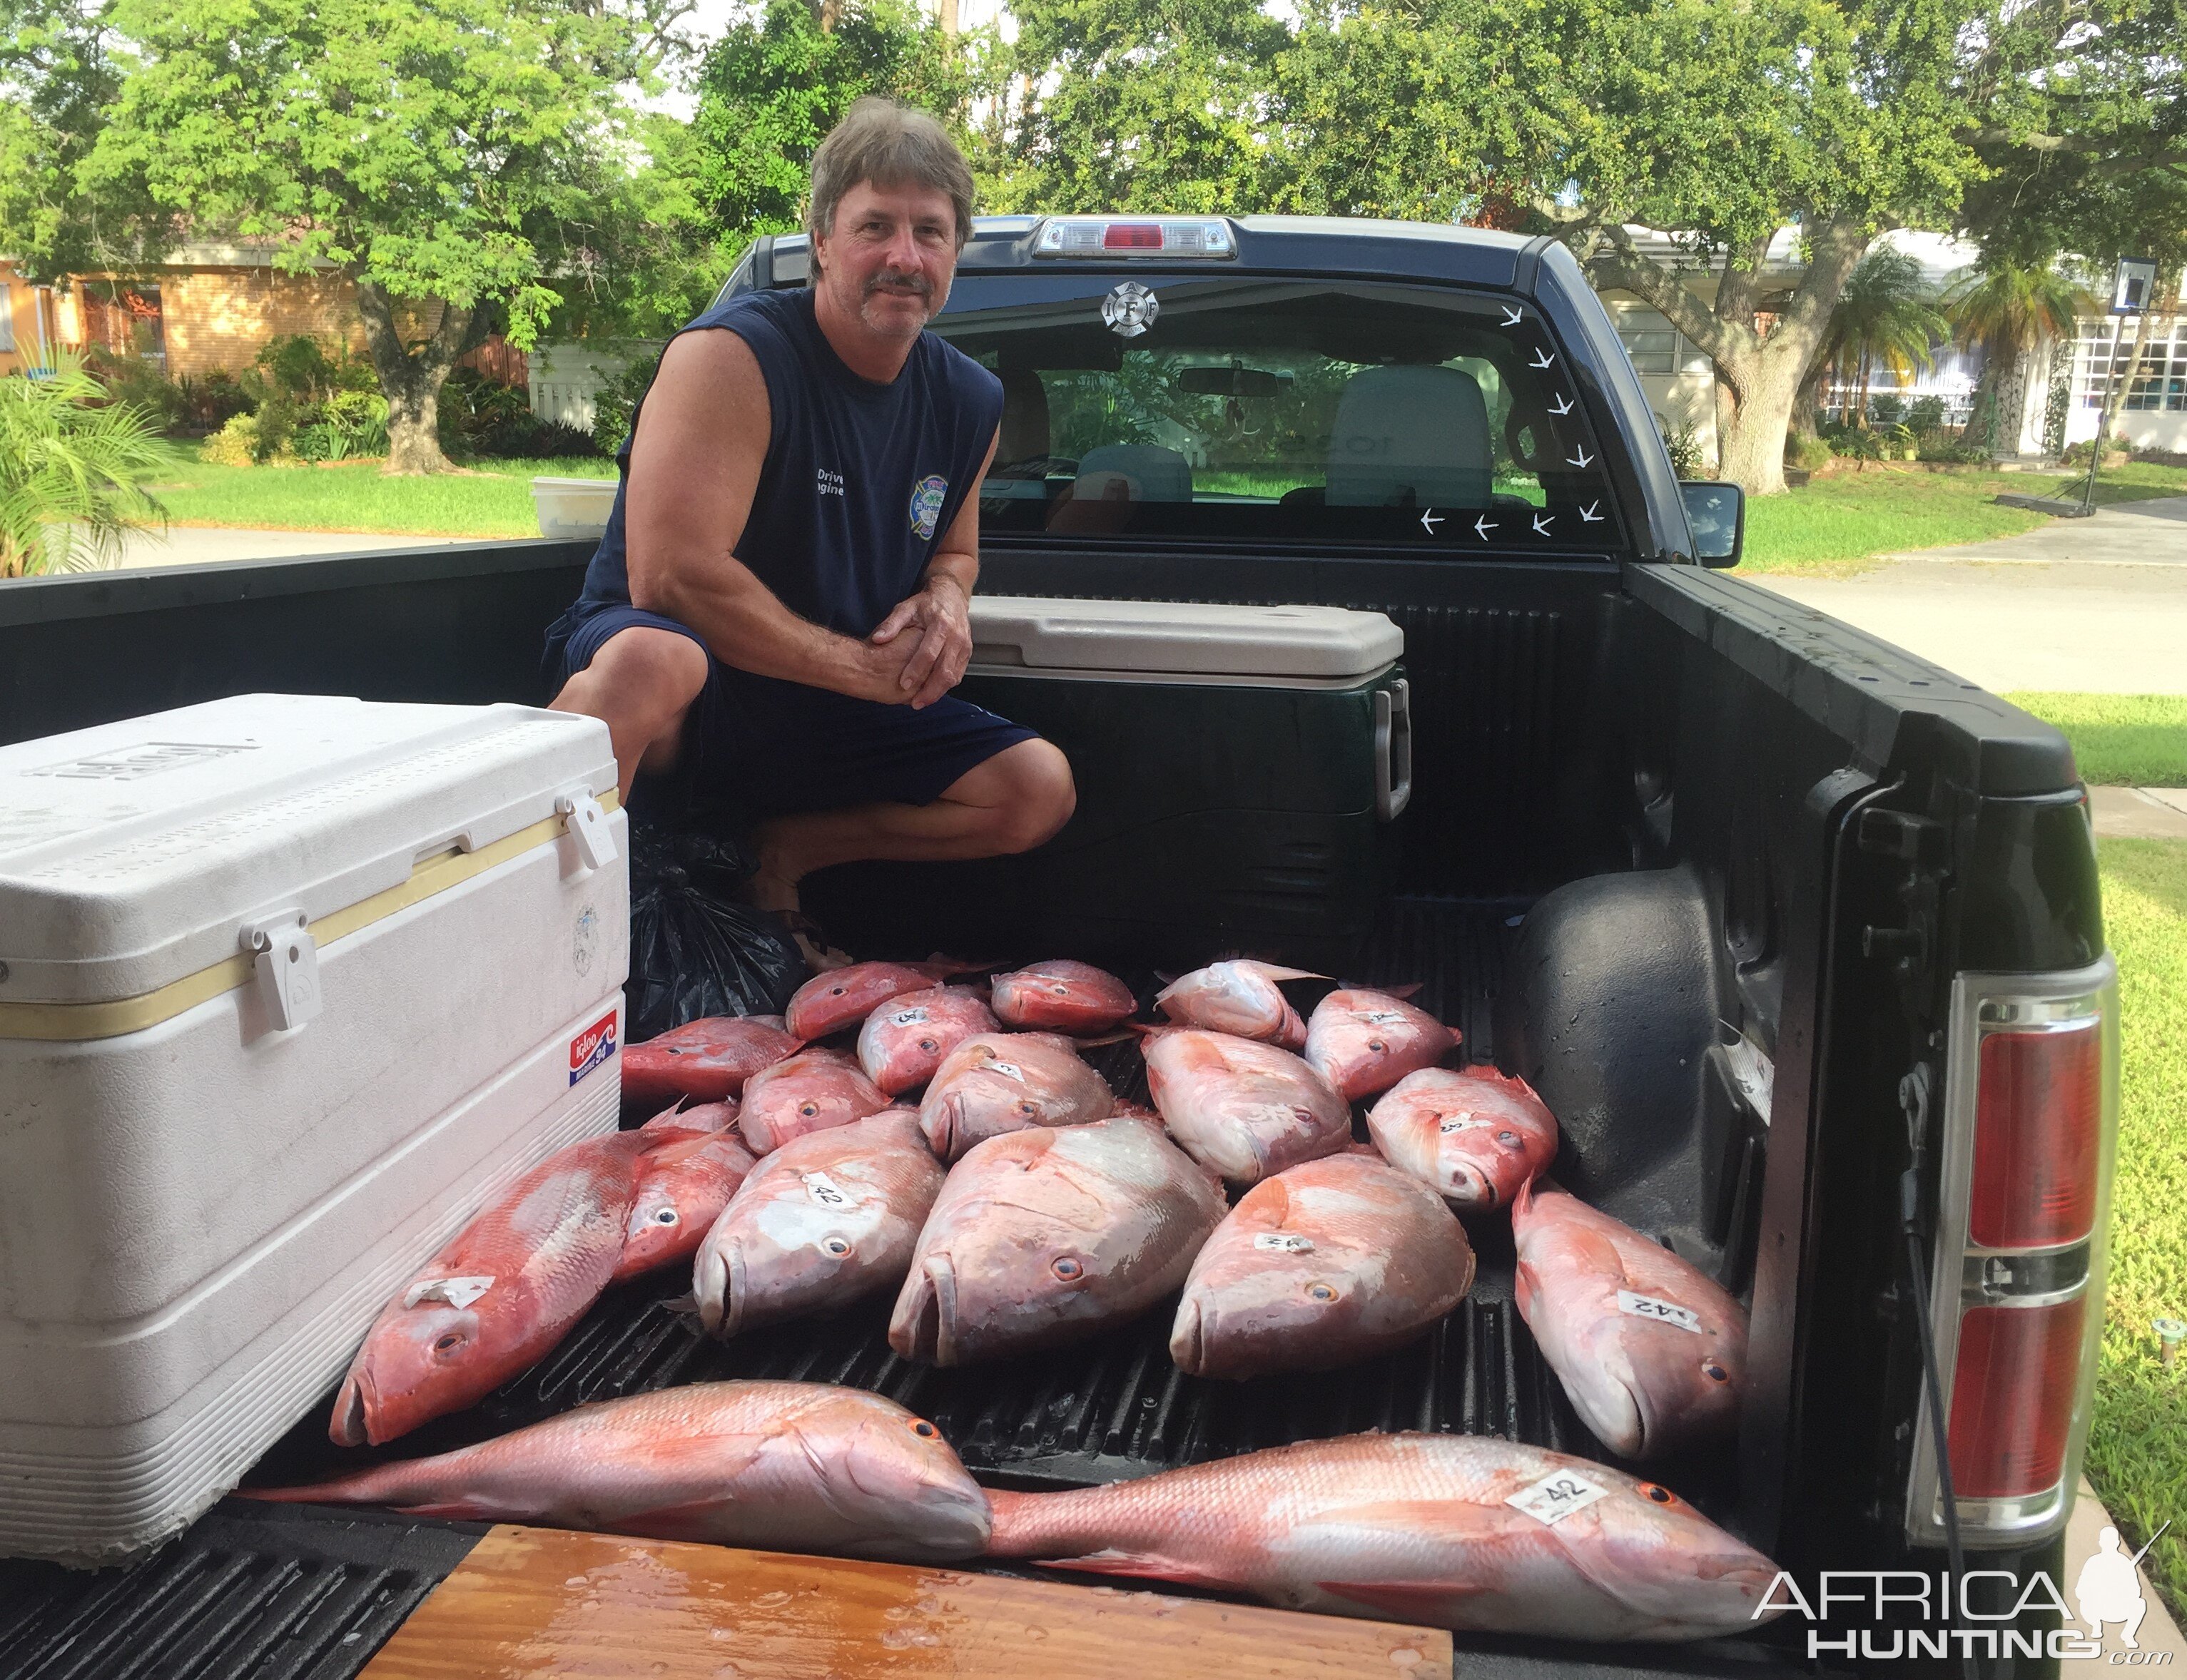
[625,826,809,1042]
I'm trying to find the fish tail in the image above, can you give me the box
[236,1457,457,1511]
[981,1487,1102,1558]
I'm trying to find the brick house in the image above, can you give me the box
[1,240,524,387]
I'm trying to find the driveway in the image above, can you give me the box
[1754,494,2187,694]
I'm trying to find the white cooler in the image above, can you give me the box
[0,695,629,1563]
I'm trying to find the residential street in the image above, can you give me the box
[1755,494,2187,693]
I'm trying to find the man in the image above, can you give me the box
[545,98,1075,957]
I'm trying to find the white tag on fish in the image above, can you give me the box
[1506,1469,1611,1525]
[803,1171,855,1209]
[887,1008,929,1027]
[1253,1232,1315,1253]
[1617,1290,1705,1333]
[986,1060,1027,1082]
[404,1275,494,1310]
[1437,1112,1486,1134]
[1359,1010,1409,1025]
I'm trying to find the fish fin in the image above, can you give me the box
[1070,1029,1137,1049]
[1244,962,1329,982]
[656,1291,702,1318]
[1031,1551,1239,1591]
[1318,1579,1484,1619]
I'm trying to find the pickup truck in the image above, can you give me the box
[0,215,2114,1680]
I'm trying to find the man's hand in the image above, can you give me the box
[870,573,973,709]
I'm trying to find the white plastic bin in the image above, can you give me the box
[0,695,629,1562]
[531,475,619,541]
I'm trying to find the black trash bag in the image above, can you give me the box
[625,825,810,1043]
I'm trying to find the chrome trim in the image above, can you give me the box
[1903,954,2120,1549]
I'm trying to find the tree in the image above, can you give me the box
[0,0,172,282]
[1944,256,2090,454]
[1815,248,1949,425]
[0,352,181,575]
[90,0,652,472]
[690,0,971,250]
[1530,0,1987,494]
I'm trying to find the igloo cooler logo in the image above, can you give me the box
[569,1012,618,1086]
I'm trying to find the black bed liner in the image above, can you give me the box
[0,898,1763,1680]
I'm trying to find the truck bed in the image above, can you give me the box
[1,897,1758,1680]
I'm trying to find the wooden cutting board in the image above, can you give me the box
[360,1524,1453,1679]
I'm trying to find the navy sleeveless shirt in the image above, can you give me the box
[565,287,1003,641]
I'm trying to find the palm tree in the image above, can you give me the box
[1814,248,1950,427]
[0,354,183,577]
[1944,258,2094,457]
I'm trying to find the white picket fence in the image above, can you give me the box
[527,341,661,435]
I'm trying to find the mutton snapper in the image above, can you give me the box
[983,1432,1782,1641]
[1367,1066,1560,1211]
[786,959,980,1042]
[1304,988,1457,1101]
[1511,1180,1748,1460]
[621,1015,801,1104]
[1154,960,1319,1048]
[739,1047,892,1154]
[694,1109,944,1338]
[990,959,1137,1033]
[918,1031,1115,1161]
[612,1126,758,1283]
[857,986,998,1097]
[1172,1154,1475,1380]
[255,1382,990,1563]
[330,1129,646,1445]
[888,1116,1225,1366]
[1142,1029,1351,1187]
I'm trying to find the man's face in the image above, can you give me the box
[812,179,959,343]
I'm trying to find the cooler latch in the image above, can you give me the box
[558,789,618,873]
[241,911,322,1032]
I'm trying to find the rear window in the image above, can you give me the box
[935,275,1623,550]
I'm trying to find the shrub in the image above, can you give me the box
[176,369,253,432]
[1830,427,1884,462]
[1905,395,1947,432]
[293,388,390,462]
[202,412,266,466]
[86,352,185,432]
[0,354,183,575]
[1916,428,1986,464]
[590,350,662,456]
[1785,432,1834,471]
[1869,392,1907,427]
[1658,419,1705,479]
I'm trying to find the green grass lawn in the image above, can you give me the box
[2084,837,2187,1625]
[147,450,617,538]
[1740,459,2187,574]
[2006,693,2187,787]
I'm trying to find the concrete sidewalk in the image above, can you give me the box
[2092,788,2187,839]
[107,526,479,568]
[1755,492,2187,693]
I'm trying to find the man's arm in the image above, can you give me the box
[624,329,913,703]
[869,427,998,710]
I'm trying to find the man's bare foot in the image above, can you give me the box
[746,867,855,972]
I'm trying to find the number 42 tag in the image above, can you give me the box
[1506,1469,1611,1525]
[1617,1290,1704,1333]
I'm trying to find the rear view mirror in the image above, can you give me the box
[1681,482,1744,566]
[1177,365,1292,399]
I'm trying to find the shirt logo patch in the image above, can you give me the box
[817,467,845,497]
[909,474,948,540]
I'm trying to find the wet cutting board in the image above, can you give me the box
[359,1524,1453,1679]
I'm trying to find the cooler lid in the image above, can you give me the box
[0,695,616,1007]
[968,597,1402,679]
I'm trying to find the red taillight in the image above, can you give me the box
[1969,1023,2102,1248]
[1103,223,1164,250]
[1946,1297,2086,1497]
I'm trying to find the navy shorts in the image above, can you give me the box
[546,601,1039,827]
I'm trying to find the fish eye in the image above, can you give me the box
[655,1208,678,1225]
[1051,983,1069,994]
[830,986,846,996]
[910,1419,939,1438]
[1640,1483,1676,1504]
[666,1047,685,1055]
[1306,1281,1339,1302]
[433,1332,464,1353]
[919,1038,938,1053]
[1497,1130,1521,1147]
[1368,1039,1386,1053]
[1052,1256,1083,1281]
[1703,1361,1729,1383]
[823,1236,852,1256]
[799,1101,819,1117]
[1017,1100,1039,1117]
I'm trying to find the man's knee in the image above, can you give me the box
[554,627,708,726]
[990,738,1075,852]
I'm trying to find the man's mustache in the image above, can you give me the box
[865,270,933,298]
